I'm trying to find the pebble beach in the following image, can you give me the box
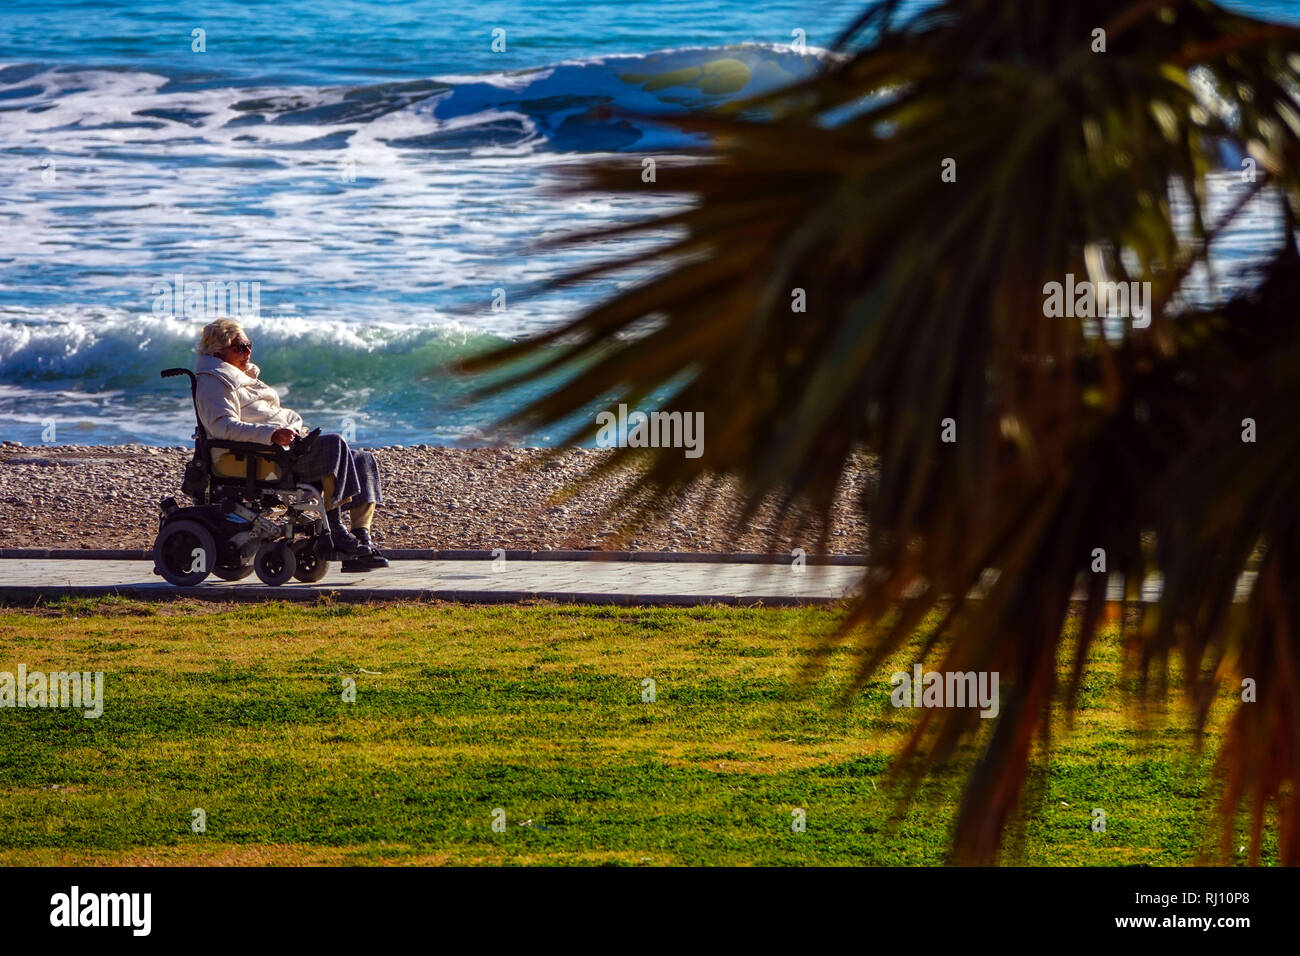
[0,443,873,554]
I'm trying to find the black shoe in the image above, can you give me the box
[352,529,389,568]
[341,549,388,572]
[330,528,361,555]
[325,508,361,555]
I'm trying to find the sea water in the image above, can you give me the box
[0,0,1293,446]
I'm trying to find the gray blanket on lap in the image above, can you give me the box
[292,433,382,510]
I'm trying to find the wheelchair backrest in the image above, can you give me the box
[161,367,213,452]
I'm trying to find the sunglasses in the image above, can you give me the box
[228,340,252,354]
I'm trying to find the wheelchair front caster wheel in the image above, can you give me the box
[292,538,330,583]
[152,519,217,587]
[254,541,296,586]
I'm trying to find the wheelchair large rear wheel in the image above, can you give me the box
[153,519,217,587]
[292,538,330,583]
[254,541,296,586]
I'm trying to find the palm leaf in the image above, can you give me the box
[455,0,1300,862]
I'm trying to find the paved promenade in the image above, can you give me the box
[0,556,863,605]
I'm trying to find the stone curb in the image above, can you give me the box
[0,584,840,607]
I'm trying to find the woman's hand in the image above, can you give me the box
[271,427,297,447]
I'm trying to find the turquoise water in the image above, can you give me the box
[0,0,1294,446]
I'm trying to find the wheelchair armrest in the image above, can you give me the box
[207,439,293,462]
[204,438,300,494]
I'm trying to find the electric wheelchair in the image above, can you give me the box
[152,367,333,587]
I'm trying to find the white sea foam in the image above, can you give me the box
[0,41,1288,445]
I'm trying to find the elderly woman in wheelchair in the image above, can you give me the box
[152,318,388,587]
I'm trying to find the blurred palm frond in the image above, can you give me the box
[455,0,1300,863]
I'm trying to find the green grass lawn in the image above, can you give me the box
[0,596,1271,865]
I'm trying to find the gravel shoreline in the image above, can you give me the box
[0,443,872,554]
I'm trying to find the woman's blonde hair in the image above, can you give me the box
[196,318,246,356]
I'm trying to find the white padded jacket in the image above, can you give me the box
[194,353,306,461]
